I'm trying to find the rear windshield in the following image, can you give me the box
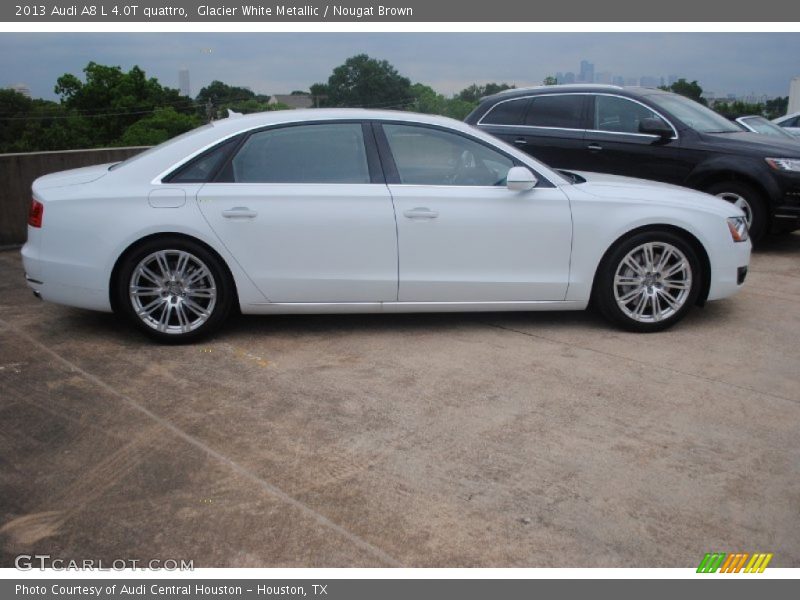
[648,94,740,133]
[109,124,214,171]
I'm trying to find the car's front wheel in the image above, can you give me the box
[594,231,702,332]
[115,237,234,343]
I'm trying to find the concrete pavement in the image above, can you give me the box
[1,236,798,567]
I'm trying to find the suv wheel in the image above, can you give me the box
[594,231,702,332]
[705,181,767,242]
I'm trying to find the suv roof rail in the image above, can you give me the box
[484,83,625,100]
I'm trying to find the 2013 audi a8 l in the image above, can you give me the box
[22,109,750,342]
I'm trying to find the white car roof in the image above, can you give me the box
[110,108,565,185]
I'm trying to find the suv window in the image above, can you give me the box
[783,115,800,127]
[593,95,667,134]
[382,124,514,186]
[482,98,530,125]
[524,95,585,129]
[229,123,370,184]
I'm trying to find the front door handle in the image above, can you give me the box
[514,138,527,146]
[403,207,439,219]
[587,143,603,152]
[222,207,258,219]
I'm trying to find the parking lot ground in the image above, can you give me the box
[1,237,799,568]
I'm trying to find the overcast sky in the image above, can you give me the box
[1,33,798,100]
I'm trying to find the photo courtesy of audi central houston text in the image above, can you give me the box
[0,32,799,570]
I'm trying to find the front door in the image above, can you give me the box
[378,122,573,302]
[583,94,694,184]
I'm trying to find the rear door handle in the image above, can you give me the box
[403,207,439,219]
[514,138,527,146]
[222,207,258,219]
[587,143,603,152]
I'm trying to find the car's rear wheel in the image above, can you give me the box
[594,231,702,332]
[705,181,767,242]
[115,237,233,343]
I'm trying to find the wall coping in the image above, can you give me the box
[0,146,152,158]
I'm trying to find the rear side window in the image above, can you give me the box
[524,95,585,129]
[482,98,530,125]
[167,137,239,183]
[228,123,370,184]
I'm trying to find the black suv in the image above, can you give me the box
[466,85,800,240]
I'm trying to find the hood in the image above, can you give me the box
[699,131,800,155]
[32,163,113,191]
[565,170,741,219]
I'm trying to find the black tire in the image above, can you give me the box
[705,181,768,242]
[114,236,234,343]
[594,230,703,333]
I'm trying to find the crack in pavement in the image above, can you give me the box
[0,317,403,567]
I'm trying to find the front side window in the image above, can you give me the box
[524,95,585,129]
[229,123,370,184]
[593,95,667,134]
[482,98,530,125]
[382,124,514,187]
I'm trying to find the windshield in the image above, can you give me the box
[109,124,214,171]
[648,94,741,133]
[738,117,796,139]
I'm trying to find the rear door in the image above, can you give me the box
[196,121,398,303]
[478,94,590,170]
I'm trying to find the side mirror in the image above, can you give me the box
[506,166,537,192]
[639,117,672,139]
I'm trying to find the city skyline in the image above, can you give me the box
[1,33,798,102]
[553,59,780,101]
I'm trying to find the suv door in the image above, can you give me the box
[377,122,572,302]
[478,94,590,170]
[583,94,694,183]
[195,122,398,302]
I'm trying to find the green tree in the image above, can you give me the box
[659,78,706,105]
[313,54,412,108]
[119,107,202,146]
[409,83,448,115]
[543,76,558,86]
[195,80,266,118]
[54,62,190,145]
[0,89,95,153]
[764,96,789,120]
[456,83,515,103]
[712,101,764,120]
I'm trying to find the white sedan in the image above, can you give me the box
[22,109,750,342]
[772,111,800,137]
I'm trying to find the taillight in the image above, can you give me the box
[28,199,43,228]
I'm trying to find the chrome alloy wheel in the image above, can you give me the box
[128,250,217,334]
[613,242,692,324]
[715,192,753,229]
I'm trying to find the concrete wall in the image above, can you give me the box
[0,146,148,246]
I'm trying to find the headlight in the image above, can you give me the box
[766,157,800,172]
[727,216,749,242]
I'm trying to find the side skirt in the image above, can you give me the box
[241,300,586,315]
